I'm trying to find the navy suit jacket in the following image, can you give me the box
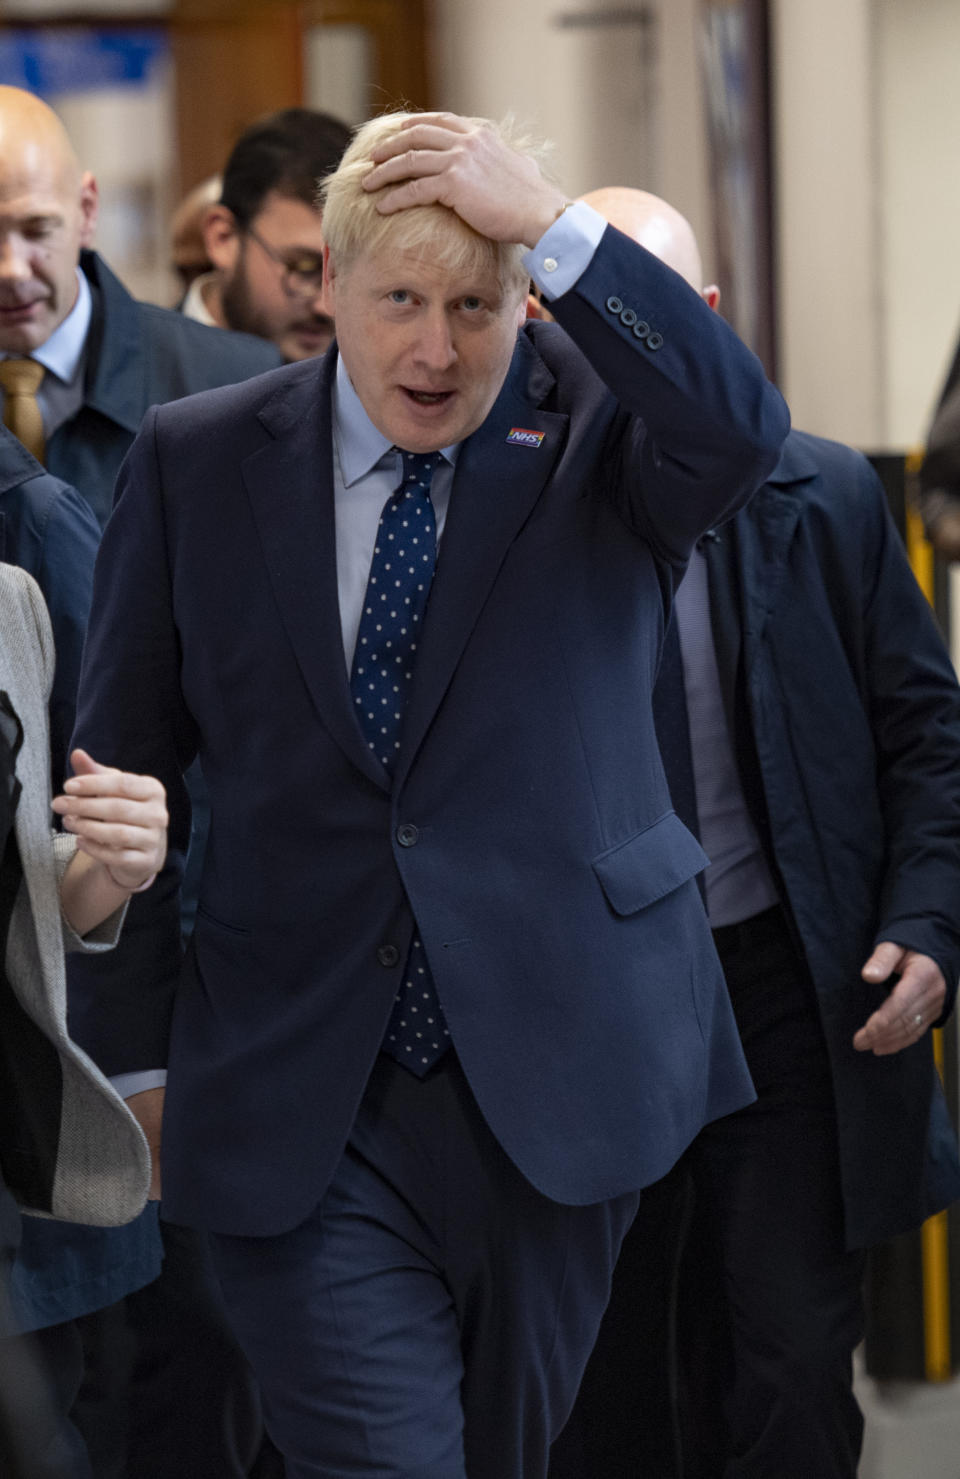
[717,431,960,1246]
[73,225,790,1236]
[0,428,98,791]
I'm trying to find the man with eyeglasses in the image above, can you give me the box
[185,107,351,362]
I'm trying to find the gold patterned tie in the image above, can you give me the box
[0,358,45,462]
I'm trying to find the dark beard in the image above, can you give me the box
[220,255,272,343]
[220,250,333,361]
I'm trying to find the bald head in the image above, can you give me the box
[0,86,97,353]
[579,187,705,294]
[0,86,82,194]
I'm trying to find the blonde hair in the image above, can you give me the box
[319,111,551,298]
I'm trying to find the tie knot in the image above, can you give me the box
[0,358,44,396]
[399,450,439,491]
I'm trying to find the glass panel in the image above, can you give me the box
[0,27,176,305]
[304,24,374,126]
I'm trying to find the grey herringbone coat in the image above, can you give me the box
[0,564,150,1225]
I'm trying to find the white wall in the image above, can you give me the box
[54,71,177,306]
[769,0,885,447]
[433,0,960,460]
[875,0,960,448]
[431,0,713,273]
[771,0,960,452]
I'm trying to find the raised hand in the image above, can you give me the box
[362,112,568,249]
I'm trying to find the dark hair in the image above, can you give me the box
[220,108,352,227]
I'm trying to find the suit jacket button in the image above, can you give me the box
[620,307,637,327]
[632,319,650,340]
[646,331,664,351]
[396,823,419,847]
[606,296,623,315]
[377,944,400,968]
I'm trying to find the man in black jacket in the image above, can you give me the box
[549,189,960,1479]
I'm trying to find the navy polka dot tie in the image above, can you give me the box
[350,450,451,1075]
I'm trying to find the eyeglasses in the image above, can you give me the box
[244,222,325,298]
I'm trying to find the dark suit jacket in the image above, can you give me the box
[73,224,790,1236]
[45,250,281,529]
[0,429,98,792]
[715,430,960,1247]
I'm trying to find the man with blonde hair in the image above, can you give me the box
[74,110,788,1476]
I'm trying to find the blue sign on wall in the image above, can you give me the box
[0,28,169,96]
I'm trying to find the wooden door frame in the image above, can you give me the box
[170,0,431,190]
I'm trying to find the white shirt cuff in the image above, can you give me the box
[523,201,607,302]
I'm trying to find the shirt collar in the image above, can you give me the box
[7,267,92,384]
[181,272,219,328]
[332,353,459,485]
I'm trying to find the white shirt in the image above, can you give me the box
[181,272,220,329]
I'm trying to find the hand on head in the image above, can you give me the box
[361,112,568,250]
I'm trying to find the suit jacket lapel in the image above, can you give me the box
[242,355,387,789]
[395,337,567,783]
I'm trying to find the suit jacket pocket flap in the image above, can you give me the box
[592,811,709,916]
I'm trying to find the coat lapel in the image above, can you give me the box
[702,529,742,749]
[735,436,819,660]
[241,355,387,789]
[79,252,148,435]
[395,336,568,783]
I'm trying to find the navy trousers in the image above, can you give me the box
[209,1052,639,1478]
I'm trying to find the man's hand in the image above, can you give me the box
[126,1086,164,1200]
[853,942,946,1055]
[362,112,568,250]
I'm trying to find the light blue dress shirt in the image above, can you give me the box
[332,361,459,672]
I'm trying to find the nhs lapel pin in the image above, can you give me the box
[506,427,545,448]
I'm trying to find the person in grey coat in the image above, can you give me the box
[0,563,167,1235]
[0,562,167,1472]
